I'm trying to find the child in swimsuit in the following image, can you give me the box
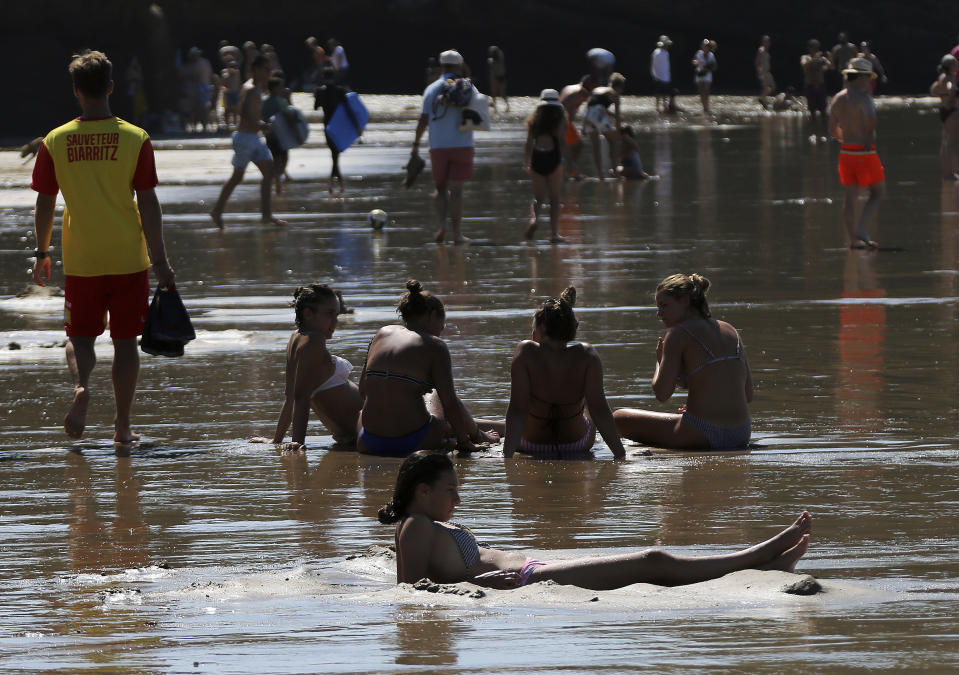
[357,280,500,457]
[502,286,626,459]
[612,125,652,180]
[257,284,361,452]
[382,452,812,589]
[614,273,753,450]
[583,72,625,179]
[524,90,568,243]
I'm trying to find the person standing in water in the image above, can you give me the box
[931,54,959,181]
[314,65,355,193]
[209,54,286,228]
[31,50,175,444]
[524,89,567,242]
[801,39,832,134]
[558,75,596,180]
[828,57,883,249]
[756,35,775,109]
[412,49,479,244]
[650,36,672,113]
[693,40,718,116]
[487,46,509,112]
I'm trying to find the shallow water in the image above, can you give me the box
[1,95,958,672]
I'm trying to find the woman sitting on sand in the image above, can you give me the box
[268,284,362,451]
[357,280,499,456]
[503,287,625,459]
[379,452,811,589]
[614,274,753,450]
[583,72,625,179]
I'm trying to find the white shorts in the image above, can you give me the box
[231,131,272,170]
[584,105,614,133]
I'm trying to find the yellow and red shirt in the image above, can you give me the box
[31,117,158,277]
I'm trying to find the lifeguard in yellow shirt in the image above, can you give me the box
[31,50,176,445]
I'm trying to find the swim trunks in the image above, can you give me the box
[680,410,751,449]
[429,147,474,185]
[838,144,885,188]
[64,269,150,339]
[565,120,581,145]
[584,105,614,133]
[804,84,827,112]
[231,131,272,170]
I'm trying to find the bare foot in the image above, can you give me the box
[850,236,878,250]
[746,511,812,564]
[64,386,89,439]
[263,216,288,227]
[759,534,810,572]
[209,210,225,229]
[433,228,446,243]
[114,427,140,444]
[474,429,500,444]
[549,235,567,243]
[524,218,538,239]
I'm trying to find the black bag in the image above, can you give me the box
[140,288,196,357]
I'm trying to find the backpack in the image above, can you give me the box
[432,77,474,120]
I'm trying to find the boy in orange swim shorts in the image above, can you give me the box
[828,57,884,249]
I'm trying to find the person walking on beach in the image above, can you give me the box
[650,36,672,113]
[314,65,355,193]
[411,49,479,244]
[801,39,831,134]
[30,50,175,444]
[828,57,883,249]
[487,46,509,112]
[693,40,718,116]
[559,75,596,179]
[209,54,286,228]
[829,32,857,93]
[756,35,775,109]
[858,42,888,92]
[524,89,567,242]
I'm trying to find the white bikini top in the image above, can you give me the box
[311,355,353,397]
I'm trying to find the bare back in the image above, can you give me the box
[559,84,589,120]
[512,341,594,443]
[829,87,876,147]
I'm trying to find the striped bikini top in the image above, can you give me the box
[441,521,482,570]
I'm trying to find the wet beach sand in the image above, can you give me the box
[1,94,958,671]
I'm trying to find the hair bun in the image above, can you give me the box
[560,286,577,307]
[690,274,710,294]
[406,279,422,295]
[292,286,305,300]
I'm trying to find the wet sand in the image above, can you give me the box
[1,95,959,671]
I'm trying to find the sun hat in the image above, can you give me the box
[540,88,561,105]
[439,50,463,66]
[842,57,877,78]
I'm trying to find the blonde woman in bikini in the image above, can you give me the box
[614,274,753,450]
[380,452,811,589]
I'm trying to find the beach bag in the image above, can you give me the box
[140,288,196,357]
[460,93,491,131]
[432,77,474,120]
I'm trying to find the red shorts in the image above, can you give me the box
[64,270,150,339]
[429,147,474,186]
[565,120,581,145]
[838,145,885,187]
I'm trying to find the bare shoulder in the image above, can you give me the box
[572,341,600,362]
[513,339,539,359]
[397,514,438,542]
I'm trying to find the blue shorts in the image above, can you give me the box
[231,131,272,170]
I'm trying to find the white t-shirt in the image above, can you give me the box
[651,48,670,82]
[331,45,349,70]
[421,74,478,149]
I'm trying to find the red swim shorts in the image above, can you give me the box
[64,269,150,339]
[838,145,885,187]
[429,147,474,186]
[565,120,581,145]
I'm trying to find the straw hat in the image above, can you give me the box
[842,57,877,78]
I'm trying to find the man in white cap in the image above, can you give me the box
[828,57,883,249]
[411,49,479,244]
[650,36,672,113]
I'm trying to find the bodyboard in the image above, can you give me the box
[271,107,309,150]
[326,92,368,153]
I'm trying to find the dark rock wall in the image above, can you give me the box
[5,0,958,138]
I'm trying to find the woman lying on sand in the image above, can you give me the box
[265,284,362,451]
[357,280,499,456]
[379,452,811,589]
[614,273,753,450]
[502,287,625,459]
